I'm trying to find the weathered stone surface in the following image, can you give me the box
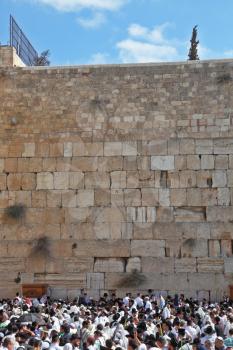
[151,156,175,170]
[94,258,125,273]
[126,257,141,272]
[131,240,165,257]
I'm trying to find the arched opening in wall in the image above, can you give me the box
[22,284,47,298]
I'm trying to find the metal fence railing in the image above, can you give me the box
[9,15,38,66]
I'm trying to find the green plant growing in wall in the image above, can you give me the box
[216,73,232,84]
[117,269,147,288]
[31,236,51,258]
[188,25,199,60]
[5,204,26,219]
[14,272,21,284]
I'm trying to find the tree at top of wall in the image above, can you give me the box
[188,25,199,60]
[33,50,50,66]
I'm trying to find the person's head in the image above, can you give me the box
[229,328,233,336]
[51,335,59,344]
[215,337,224,350]
[127,339,138,350]
[105,339,113,349]
[33,339,42,350]
[70,334,80,347]
[3,338,15,350]
[86,336,95,346]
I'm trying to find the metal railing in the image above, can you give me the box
[9,15,38,66]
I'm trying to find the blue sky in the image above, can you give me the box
[1,0,233,65]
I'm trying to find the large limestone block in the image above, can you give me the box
[196,139,213,154]
[49,143,63,157]
[214,139,233,154]
[94,258,125,272]
[0,174,6,191]
[94,222,121,240]
[22,143,35,157]
[215,155,228,169]
[111,171,126,189]
[4,158,17,172]
[165,240,182,258]
[64,257,94,273]
[62,190,77,208]
[188,273,227,291]
[201,188,217,206]
[181,239,208,257]
[54,172,69,190]
[65,208,91,223]
[224,258,233,273]
[35,273,86,288]
[141,188,159,206]
[87,273,104,289]
[124,189,141,206]
[0,258,25,272]
[64,142,73,157]
[95,207,126,223]
[227,170,233,187]
[49,240,73,258]
[175,258,196,273]
[77,190,94,207]
[7,174,21,190]
[221,240,232,257]
[217,188,230,206]
[187,155,200,170]
[197,258,224,272]
[21,173,36,190]
[133,223,153,239]
[126,257,141,272]
[37,172,54,190]
[179,171,196,188]
[98,157,123,171]
[210,223,233,239]
[104,142,122,156]
[131,240,165,257]
[156,207,174,222]
[7,241,33,257]
[212,170,227,187]
[72,157,98,172]
[123,156,137,171]
[111,189,124,206]
[122,142,137,156]
[201,155,214,170]
[85,172,110,189]
[94,189,110,206]
[151,156,174,170]
[141,140,167,155]
[142,257,174,273]
[209,240,221,257]
[73,142,103,156]
[159,189,170,206]
[207,207,233,222]
[180,139,195,154]
[69,172,84,189]
[174,207,206,222]
[170,189,187,206]
[73,240,130,257]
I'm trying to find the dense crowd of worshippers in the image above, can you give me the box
[0,291,232,350]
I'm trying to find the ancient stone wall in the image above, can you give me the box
[0,59,233,300]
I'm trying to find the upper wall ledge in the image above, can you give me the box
[4,57,233,71]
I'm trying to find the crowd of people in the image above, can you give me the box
[0,291,232,350]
